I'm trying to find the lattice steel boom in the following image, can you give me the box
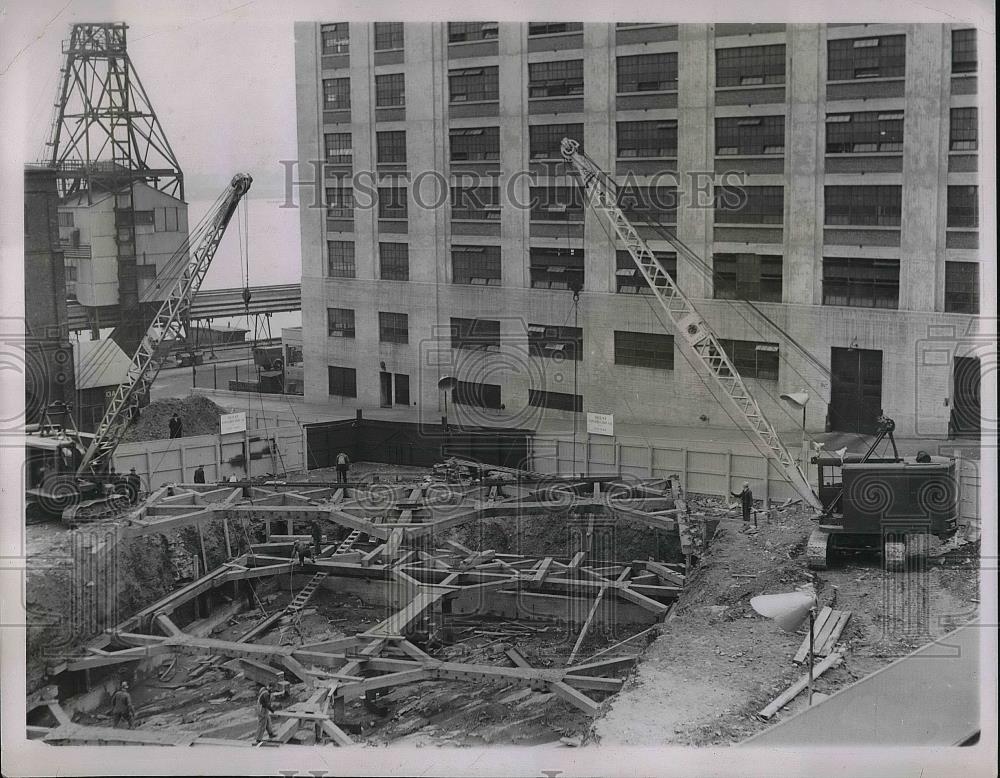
[77,174,253,474]
[560,138,821,510]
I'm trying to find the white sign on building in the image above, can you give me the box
[586,412,614,437]
[220,412,247,435]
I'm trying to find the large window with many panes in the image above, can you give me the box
[323,78,351,109]
[827,35,905,80]
[528,324,582,361]
[451,318,501,351]
[618,185,677,225]
[451,186,501,220]
[327,308,355,338]
[378,312,409,344]
[824,186,901,226]
[531,186,585,222]
[713,254,783,302]
[950,108,978,151]
[528,60,584,97]
[616,251,676,294]
[449,67,499,102]
[617,53,678,92]
[822,258,899,309]
[718,339,779,380]
[529,247,584,291]
[452,245,501,285]
[327,241,355,278]
[376,131,406,164]
[952,29,977,74]
[328,366,357,398]
[530,124,583,159]
[377,187,408,219]
[715,186,783,224]
[324,133,352,165]
[450,127,500,161]
[374,22,403,51]
[614,331,674,370]
[716,116,785,155]
[825,111,903,153]
[617,120,677,157]
[716,44,785,86]
[528,390,582,413]
[325,185,354,218]
[379,243,409,280]
[945,262,979,313]
[448,22,499,42]
[948,186,978,228]
[321,23,349,54]
[375,73,405,107]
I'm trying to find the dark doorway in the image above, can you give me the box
[830,347,883,433]
[394,373,410,406]
[951,357,981,438]
[379,371,392,407]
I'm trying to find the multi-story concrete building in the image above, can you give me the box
[294,22,982,439]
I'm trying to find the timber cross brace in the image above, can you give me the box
[39,476,707,746]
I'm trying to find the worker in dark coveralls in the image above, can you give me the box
[193,465,206,484]
[110,680,135,729]
[732,481,753,524]
[311,521,323,557]
[293,539,312,566]
[255,683,277,742]
[168,413,183,439]
[126,468,142,504]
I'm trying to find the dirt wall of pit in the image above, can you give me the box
[24,515,265,696]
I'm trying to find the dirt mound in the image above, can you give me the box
[122,395,228,442]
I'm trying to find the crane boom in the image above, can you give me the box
[77,173,253,474]
[560,138,821,511]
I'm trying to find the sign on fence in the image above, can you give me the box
[587,412,614,437]
[220,412,247,435]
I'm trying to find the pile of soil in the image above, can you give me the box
[122,395,228,442]
[592,496,979,746]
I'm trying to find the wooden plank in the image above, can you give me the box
[566,587,608,665]
[819,611,851,656]
[533,556,554,584]
[565,655,640,675]
[812,608,841,656]
[46,702,72,727]
[155,613,184,637]
[759,652,844,719]
[576,626,657,665]
[505,647,531,668]
[236,657,285,686]
[320,719,354,747]
[613,584,670,615]
[561,674,624,692]
[642,560,686,587]
[568,551,586,569]
[551,681,600,716]
[793,607,833,664]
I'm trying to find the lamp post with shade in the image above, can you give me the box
[751,585,819,706]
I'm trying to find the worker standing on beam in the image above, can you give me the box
[311,521,323,557]
[110,681,135,729]
[254,682,277,743]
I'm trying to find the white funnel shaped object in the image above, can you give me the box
[750,589,817,632]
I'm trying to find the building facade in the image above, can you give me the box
[294,22,982,438]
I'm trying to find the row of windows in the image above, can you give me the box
[322,29,977,85]
[324,108,978,169]
[325,242,980,315]
[324,183,978,229]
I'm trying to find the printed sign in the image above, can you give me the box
[587,412,614,437]
[220,412,247,435]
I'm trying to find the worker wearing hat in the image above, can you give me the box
[125,467,142,504]
[110,680,135,729]
[732,481,754,525]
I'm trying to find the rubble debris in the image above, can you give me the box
[122,395,228,442]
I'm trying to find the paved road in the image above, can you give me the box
[742,622,982,746]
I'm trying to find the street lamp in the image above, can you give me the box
[780,391,810,474]
[438,376,457,431]
[751,585,818,706]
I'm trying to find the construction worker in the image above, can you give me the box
[193,465,206,484]
[168,413,183,439]
[732,481,754,525]
[311,521,323,557]
[125,468,142,504]
[255,682,277,742]
[110,680,135,729]
[293,538,312,566]
[335,451,350,484]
